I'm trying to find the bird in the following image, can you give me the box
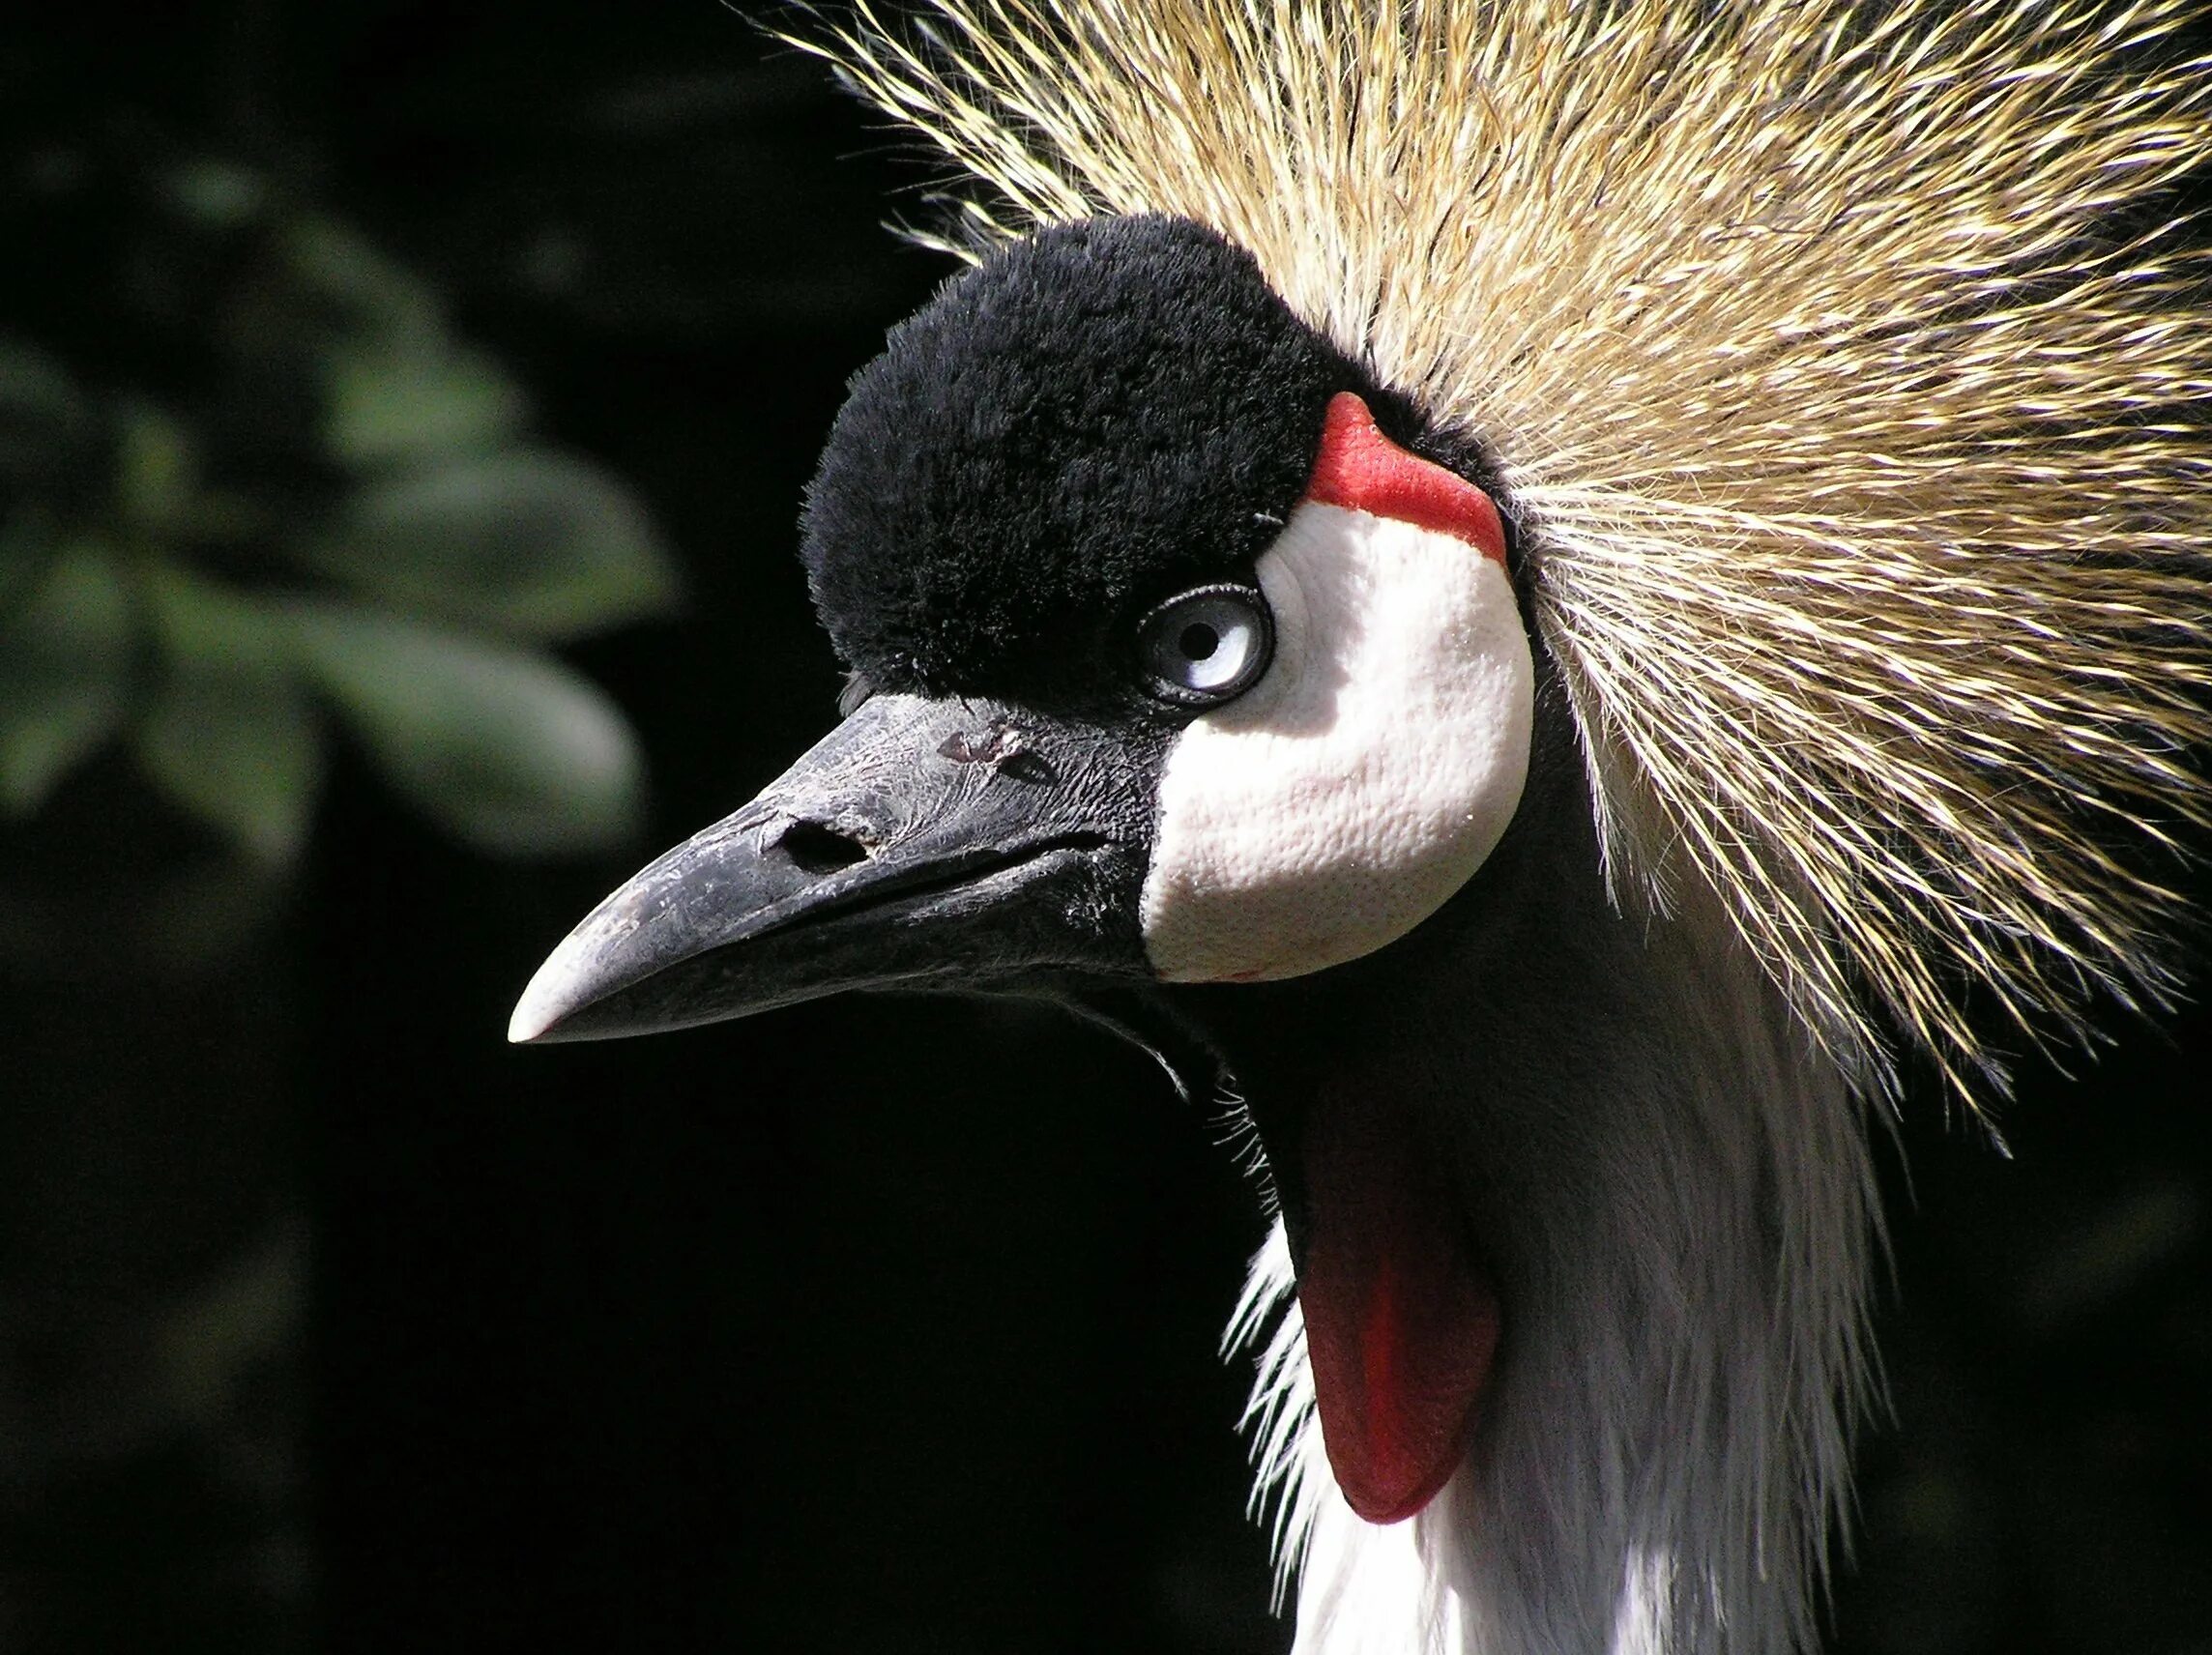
[509,2,2212,1650]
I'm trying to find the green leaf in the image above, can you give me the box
[165,159,268,229]
[302,448,678,637]
[139,555,294,668]
[115,401,198,531]
[135,563,324,863]
[321,344,529,470]
[0,508,56,602]
[285,603,644,857]
[281,214,446,353]
[135,682,321,864]
[0,334,81,415]
[0,333,96,483]
[0,539,131,814]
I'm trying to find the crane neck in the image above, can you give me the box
[1157,656,1881,1655]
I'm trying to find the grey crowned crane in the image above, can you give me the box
[510,2,2212,1649]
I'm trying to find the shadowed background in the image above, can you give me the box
[0,5,2206,1653]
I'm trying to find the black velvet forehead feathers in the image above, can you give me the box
[800,215,1361,701]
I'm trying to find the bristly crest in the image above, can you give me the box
[787,0,2212,1106]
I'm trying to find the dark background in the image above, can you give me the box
[2,6,2207,1653]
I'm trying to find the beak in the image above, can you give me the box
[509,692,1162,1043]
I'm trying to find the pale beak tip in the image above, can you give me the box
[508,952,577,1045]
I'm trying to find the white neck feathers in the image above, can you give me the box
[1228,897,1878,1655]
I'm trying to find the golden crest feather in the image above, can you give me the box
[787,0,2212,1103]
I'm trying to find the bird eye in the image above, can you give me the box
[1136,583,1273,708]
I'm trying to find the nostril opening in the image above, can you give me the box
[777,819,870,876]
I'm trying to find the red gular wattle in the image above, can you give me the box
[1295,1084,1501,1525]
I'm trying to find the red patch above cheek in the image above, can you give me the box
[1305,392,1508,565]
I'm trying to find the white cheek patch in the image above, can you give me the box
[1140,501,1534,983]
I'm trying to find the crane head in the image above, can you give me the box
[511,214,1534,1525]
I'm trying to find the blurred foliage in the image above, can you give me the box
[0,155,677,867]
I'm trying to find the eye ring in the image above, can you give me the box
[1134,582,1275,709]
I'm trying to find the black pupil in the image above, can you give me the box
[1179,622,1220,661]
